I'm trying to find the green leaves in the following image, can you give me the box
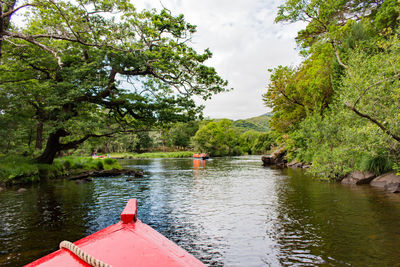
[263,44,334,133]
[269,0,400,178]
[192,119,242,156]
[0,0,228,161]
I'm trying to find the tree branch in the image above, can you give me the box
[59,132,115,150]
[354,74,400,108]
[345,102,400,143]
[59,129,149,150]
[0,4,33,19]
[279,89,313,112]
[3,31,63,67]
[330,40,349,71]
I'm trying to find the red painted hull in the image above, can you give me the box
[26,199,205,267]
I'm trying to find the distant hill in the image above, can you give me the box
[233,113,271,133]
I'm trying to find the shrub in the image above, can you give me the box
[104,158,116,165]
[96,160,104,170]
[360,154,393,175]
[63,159,73,169]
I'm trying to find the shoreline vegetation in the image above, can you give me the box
[262,147,400,193]
[0,155,140,187]
[257,0,400,185]
[108,151,195,159]
[2,150,274,187]
[0,151,198,187]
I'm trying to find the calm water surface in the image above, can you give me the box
[1,156,400,266]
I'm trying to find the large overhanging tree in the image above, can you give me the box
[271,0,400,142]
[0,0,229,163]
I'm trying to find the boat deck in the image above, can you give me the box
[26,199,205,267]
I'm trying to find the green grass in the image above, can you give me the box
[55,156,120,171]
[107,151,195,159]
[360,154,393,175]
[0,155,120,185]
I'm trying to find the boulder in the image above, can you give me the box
[341,171,376,185]
[370,172,400,192]
[262,147,287,167]
[385,183,400,193]
[261,155,275,166]
[17,188,27,193]
[0,187,3,192]
[287,160,303,168]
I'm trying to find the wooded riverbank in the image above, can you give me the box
[262,148,400,193]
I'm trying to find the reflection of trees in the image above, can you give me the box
[273,168,400,266]
[0,181,96,266]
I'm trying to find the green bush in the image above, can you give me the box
[63,159,73,169]
[360,154,393,175]
[104,158,115,165]
[96,160,104,170]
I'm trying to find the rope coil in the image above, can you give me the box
[59,240,112,267]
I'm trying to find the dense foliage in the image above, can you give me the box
[0,0,228,163]
[192,119,273,156]
[264,0,400,178]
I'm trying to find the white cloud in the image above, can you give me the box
[134,0,306,119]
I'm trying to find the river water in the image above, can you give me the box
[1,156,400,266]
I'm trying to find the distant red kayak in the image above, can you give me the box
[26,199,205,267]
[193,153,209,160]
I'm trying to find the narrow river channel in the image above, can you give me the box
[1,156,400,266]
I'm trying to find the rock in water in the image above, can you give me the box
[370,172,400,192]
[17,188,27,193]
[261,155,275,166]
[385,183,400,193]
[261,147,287,167]
[341,171,376,185]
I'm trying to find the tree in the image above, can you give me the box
[272,0,400,140]
[341,33,400,144]
[191,119,241,156]
[267,0,400,177]
[239,130,260,155]
[263,43,334,132]
[166,121,200,149]
[0,0,228,163]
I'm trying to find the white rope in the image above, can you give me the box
[59,240,112,267]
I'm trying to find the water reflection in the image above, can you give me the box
[0,156,400,266]
[273,168,400,266]
[0,181,96,266]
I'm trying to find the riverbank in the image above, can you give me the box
[0,155,141,186]
[107,151,195,159]
[261,148,400,193]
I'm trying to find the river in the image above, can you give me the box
[1,156,400,266]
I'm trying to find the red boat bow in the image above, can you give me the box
[26,199,205,267]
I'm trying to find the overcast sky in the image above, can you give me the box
[134,0,306,120]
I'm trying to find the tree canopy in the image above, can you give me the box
[0,0,229,163]
[264,0,400,177]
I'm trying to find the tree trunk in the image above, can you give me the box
[35,121,43,149]
[36,129,68,164]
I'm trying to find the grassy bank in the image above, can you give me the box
[0,155,120,186]
[108,151,195,159]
